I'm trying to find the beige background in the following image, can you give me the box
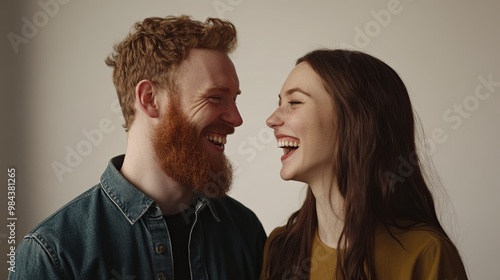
[2,0,499,279]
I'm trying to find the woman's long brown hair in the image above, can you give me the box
[263,49,450,279]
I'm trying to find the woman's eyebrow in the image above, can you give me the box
[285,87,311,97]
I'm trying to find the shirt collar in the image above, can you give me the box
[99,155,220,224]
[100,155,154,224]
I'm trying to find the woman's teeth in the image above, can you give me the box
[277,140,300,148]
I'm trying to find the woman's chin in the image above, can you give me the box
[280,169,297,181]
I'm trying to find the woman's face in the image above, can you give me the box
[266,62,336,184]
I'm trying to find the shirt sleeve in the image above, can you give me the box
[8,234,63,280]
[413,238,469,280]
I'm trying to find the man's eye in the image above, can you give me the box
[288,101,302,105]
[209,96,222,102]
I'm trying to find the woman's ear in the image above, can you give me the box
[135,79,160,118]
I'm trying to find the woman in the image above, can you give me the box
[262,49,468,279]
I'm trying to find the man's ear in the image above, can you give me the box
[135,79,160,118]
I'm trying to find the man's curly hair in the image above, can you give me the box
[105,15,237,131]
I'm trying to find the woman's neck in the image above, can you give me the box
[310,180,345,249]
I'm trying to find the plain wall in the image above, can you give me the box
[2,1,499,279]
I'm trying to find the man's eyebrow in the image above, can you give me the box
[206,86,241,95]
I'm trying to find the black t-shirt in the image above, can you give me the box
[164,208,194,280]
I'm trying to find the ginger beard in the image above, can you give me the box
[152,98,233,197]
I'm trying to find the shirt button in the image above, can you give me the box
[157,272,166,280]
[155,244,166,254]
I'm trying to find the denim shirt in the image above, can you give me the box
[9,155,267,280]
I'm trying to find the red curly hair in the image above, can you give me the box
[105,15,237,131]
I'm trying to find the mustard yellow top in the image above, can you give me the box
[262,224,468,280]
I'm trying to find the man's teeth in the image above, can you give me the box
[277,140,300,148]
[206,135,227,145]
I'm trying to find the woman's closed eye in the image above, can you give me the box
[276,100,302,107]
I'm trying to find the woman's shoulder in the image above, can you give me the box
[377,223,451,249]
[375,224,456,260]
[374,223,468,278]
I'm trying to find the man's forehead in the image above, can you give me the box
[177,48,239,93]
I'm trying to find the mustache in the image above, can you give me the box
[204,124,235,135]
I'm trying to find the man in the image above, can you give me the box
[10,15,266,280]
